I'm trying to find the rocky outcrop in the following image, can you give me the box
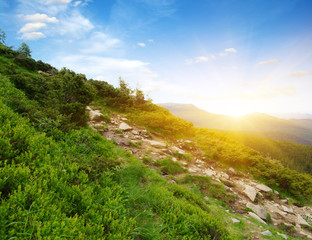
[248,212,267,225]
[246,202,267,220]
[243,185,257,202]
[119,122,133,131]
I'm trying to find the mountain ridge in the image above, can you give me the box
[160,103,312,145]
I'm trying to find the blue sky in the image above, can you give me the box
[1,0,312,116]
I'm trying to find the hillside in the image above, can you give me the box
[1,42,312,239]
[161,103,312,145]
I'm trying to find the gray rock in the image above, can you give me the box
[243,185,258,202]
[256,184,272,192]
[119,122,132,131]
[246,202,267,220]
[248,212,267,225]
[143,139,166,148]
[261,230,272,236]
[170,146,185,155]
[229,167,236,174]
[131,130,139,135]
[277,232,288,239]
[231,218,240,223]
[281,205,293,214]
[297,214,310,226]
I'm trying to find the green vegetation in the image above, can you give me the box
[226,133,312,175]
[0,41,231,239]
[1,33,311,239]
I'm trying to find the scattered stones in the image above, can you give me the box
[256,184,272,193]
[119,122,132,131]
[231,218,240,223]
[243,185,258,202]
[248,212,267,225]
[246,202,267,220]
[131,130,139,135]
[261,230,272,236]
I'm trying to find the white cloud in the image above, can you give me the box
[258,59,279,65]
[140,68,158,78]
[19,22,47,33]
[57,10,94,37]
[219,47,237,57]
[137,42,146,47]
[22,13,58,23]
[224,48,237,53]
[288,71,312,77]
[219,52,228,57]
[19,32,46,40]
[45,0,72,4]
[80,31,121,54]
[185,55,213,65]
[148,39,154,43]
[73,1,82,7]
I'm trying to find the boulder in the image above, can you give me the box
[256,184,272,193]
[246,202,267,220]
[119,122,133,131]
[143,139,166,148]
[297,214,310,226]
[277,232,288,239]
[261,230,272,236]
[170,146,185,155]
[248,212,267,225]
[281,205,294,214]
[231,218,240,223]
[243,185,258,202]
[88,109,103,121]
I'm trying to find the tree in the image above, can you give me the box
[0,28,6,45]
[18,42,31,57]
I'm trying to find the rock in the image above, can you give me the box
[231,218,240,223]
[243,185,258,202]
[274,190,279,196]
[248,212,267,225]
[297,214,310,226]
[256,184,272,192]
[305,213,312,221]
[143,139,166,148]
[203,169,216,177]
[229,167,236,174]
[281,205,294,214]
[170,146,185,155]
[221,172,229,180]
[168,179,176,184]
[277,232,288,239]
[281,199,288,203]
[119,122,132,131]
[246,202,267,220]
[131,130,139,135]
[121,117,128,121]
[88,108,103,121]
[261,230,272,236]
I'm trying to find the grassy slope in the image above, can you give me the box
[0,45,308,239]
[0,51,231,239]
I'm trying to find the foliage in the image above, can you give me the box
[227,133,312,175]
[18,42,31,57]
[0,49,231,239]
[0,28,6,45]
[154,157,187,174]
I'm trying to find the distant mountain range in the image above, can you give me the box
[159,103,312,145]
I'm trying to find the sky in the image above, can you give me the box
[1,0,312,116]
